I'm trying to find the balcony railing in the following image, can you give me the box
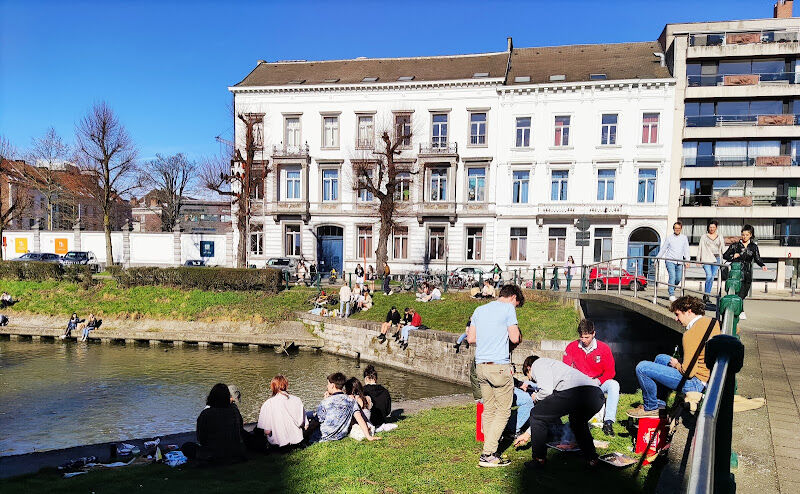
[688,233,800,247]
[536,203,627,216]
[355,139,375,150]
[418,142,458,155]
[680,193,798,207]
[685,113,800,127]
[684,155,800,167]
[688,71,800,87]
[271,143,310,158]
[689,29,799,47]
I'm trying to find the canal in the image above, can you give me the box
[0,339,466,456]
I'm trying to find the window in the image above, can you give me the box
[249,224,263,255]
[250,166,265,199]
[393,226,408,259]
[285,117,301,148]
[600,114,618,145]
[283,166,300,200]
[395,113,411,147]
[593,228,613,262]
[358,170,374,202]
[428,226,446,260]
[432,113,448,148]
[322,169,339,201]
[322,116,339,148]
[253,120,264,148]
[394,172,411,201]
[430,168,447,201]
[357,115,374,149]
[642,113,659,144]
[467,167,486,202]
[469,112,487,145]
[284,224,301,256]
[515,117,531,148]
[512,170,529,203]
[637,169,657,203]
[554,116,570,146]
[466,227,483,260]
[357,226,372,258]
[509,227,527,261]
[597,169,615,201]
[547,227,567,262]
[551,170,568,201]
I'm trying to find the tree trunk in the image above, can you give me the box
[236,208,247,268]
[0,226,4,261]
[104,210,113,267]
[375,200,393,274]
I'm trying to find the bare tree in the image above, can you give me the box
[351,126,413,274]
[201,113,266,268]
[141,153,196,231]
[24,127,71,230]
[74,102,138,265]
[0,136,32,260]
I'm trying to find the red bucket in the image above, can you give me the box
[476,401,484,442]
[635,416,669,465]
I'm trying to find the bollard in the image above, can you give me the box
[348,273,352,289]
[764,282,768,294]
[285,272,290,291]
[718,294,744,337]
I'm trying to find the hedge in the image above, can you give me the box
[0,261,92,284]
[112,266,283,292]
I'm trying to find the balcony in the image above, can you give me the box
[684,155,799,167]
[688,233,800,248]
[269,201,310,223]
[689,29,799,47]
[418,142,458,156]
[536,203,628,217]
[681,193,800,207]
[355,139,375,150]
[271,144,310,159]
[686,114,800,127]
[416,201,457,225]
[688,72,800,88]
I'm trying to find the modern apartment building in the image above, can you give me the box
[229,40,674,274]
[661,0,799,288]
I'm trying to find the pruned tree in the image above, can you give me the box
[24,127,71,230]
[0,135,32,260]
[141,153,196,231]
[201,113,266,267]
[74,102,139,265]
[351,125,413,274]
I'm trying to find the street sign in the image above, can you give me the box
[576,218,590,232]
[576,231,591,241]
[576,240,590,247]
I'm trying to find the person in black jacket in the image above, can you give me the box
[362,365,391,428]
[189,383,247,464]
[723,224,767,318]
[377,306,402,343]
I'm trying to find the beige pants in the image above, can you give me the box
[476,363,513,456]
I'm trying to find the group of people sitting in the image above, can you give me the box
[472,279,497,299]
[62,313,101,341]
[184,365,394,465]
[1,291,17,309]
[376,306,425,350]
[415,283,442,303]
[337,283,373,318]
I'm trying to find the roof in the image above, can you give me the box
[507,42,671,85]
[233,41,671,89]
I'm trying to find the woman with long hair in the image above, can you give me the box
[191,383,246,463]
[698,220,724,303]
[564,256,576,292]
[723,224,767,319]
[256,375,306,448]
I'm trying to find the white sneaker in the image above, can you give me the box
[669,295,677,302]
[739,312,747,320]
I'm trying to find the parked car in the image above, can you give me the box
[12,252,62,263]
[184,259,207,267]
[450,266,486,280]
[266,257,298,274]
[588,266,647,291]
[60,251,99,271]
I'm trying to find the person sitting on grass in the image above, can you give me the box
[309,372,379,443]
[378,306,402,343]
[512,356,604,470]
[415,283,430,302]
[184,383,246,464]
[473,279,495,299]
[358,288,373,311]
[398,307,422,350]
[257,375,306,449]
[363,365,392,428]
[627,295,721,418]
[63,313,84,339]
[345,377,375,440]
[562,319,620,437]
[0,291,15,309]
[508,356,538,439]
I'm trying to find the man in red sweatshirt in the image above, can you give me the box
[562,319,619,436]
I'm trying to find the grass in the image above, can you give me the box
[0,397,660,494]
[0,281,578,340]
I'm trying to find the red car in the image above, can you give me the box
[588,267,647,291]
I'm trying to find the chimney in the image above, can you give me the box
[774,0,793,18]
[507,36,513,52]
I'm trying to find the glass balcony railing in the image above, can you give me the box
[689,30,799,47]
[680,193,799,207]
[687,234,800,247]
[684,155,800,167]
[688,72,800,87]
[685,114,800,127]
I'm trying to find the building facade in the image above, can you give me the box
[661,1,800,288]
[230,40,675,274]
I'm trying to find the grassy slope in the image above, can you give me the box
[1,398,657,494]
[0,281,578,340]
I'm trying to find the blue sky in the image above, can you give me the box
[0,0,777,162]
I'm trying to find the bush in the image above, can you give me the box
[112,266,283,292]
[0,261,63,281]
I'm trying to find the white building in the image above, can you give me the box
[229,38,675,276]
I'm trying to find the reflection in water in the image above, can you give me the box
[0,340,466,455]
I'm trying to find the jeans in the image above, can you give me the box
[383,276,390,294]
[476,363,514,456]
[703,258,719,296]
[512,388,534,433]
[600,379,620,422]
[400,324,418,342]
[636,354,706,411]
[665,261,683,296]
[339,300,351,318]
[456,332,468,345]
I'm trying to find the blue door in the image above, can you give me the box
[627,244,644,274]
[317,226,343,275]
[628,227,661,280]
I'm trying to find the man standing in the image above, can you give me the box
[383,263,391,295]
[659,221,690,302]
[562,319,619,436]
[467,284,524,468]
[338,283,352,318]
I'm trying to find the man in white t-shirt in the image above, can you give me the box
[339,284,352,318]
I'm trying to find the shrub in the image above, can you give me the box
[113,266,283,292]
[0,261,63,281]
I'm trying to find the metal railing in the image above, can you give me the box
[418,142,458,154]
[679,193,798,207]
[689,29,799,47]
[683,155,799,167]
[688,71,800,87]
[685,113,800,127]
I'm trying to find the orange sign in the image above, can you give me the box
[55,238,68,255]
[15,238,28,253]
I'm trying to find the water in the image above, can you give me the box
[0,339,466,456]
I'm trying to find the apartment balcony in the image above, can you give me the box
[536,203,628,218]
[686,113,799,127]
[689,29,799,48]
[678,195,800,218]
[418,142,458,157]
[688,233,800,248]
[268,200,310,223]
[271,143,310,159]
[688,71,799,88]
[683,155,799,168]
[416,201,457,225]
[680,193,799,208]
